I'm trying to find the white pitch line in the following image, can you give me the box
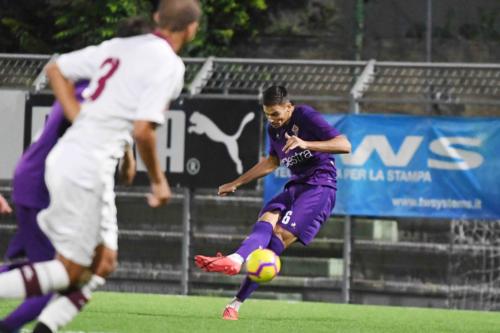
[21,329,110,333]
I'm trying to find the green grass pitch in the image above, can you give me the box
[1,292,500,333]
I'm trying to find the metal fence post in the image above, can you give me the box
[181,187,192,295]
[342,61,374,303]
[342,216,352,303]
[426,0,433,63]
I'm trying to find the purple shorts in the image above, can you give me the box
[259,183,336,245]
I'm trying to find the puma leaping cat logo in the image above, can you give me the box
[188,111,255,174]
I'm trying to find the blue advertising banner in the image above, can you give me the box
[263,114,500,219]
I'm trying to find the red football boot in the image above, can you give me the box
[194,252,242,275]
[222,306,239,320]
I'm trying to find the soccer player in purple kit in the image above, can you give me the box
[195,85,351,320]
[0,81,89,333]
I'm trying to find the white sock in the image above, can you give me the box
[81,275,106,298]
[39,295,79,332]
[0,260,69,299]
[38,275,105,332]
[228,297,242,311]
[227,253,244,265]
[34,260,71,294]
[0,269,26,298]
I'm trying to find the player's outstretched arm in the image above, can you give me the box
[45,62,80,122]
[283,133,351,154]
[0,194,12,214]
[218,155,279,196]
[133,120,171,207]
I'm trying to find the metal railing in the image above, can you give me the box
[3,53,500,108]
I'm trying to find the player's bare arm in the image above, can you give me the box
[218,155,280,196]
[45,62,80,122]
[119,146,136,186]
[0,194,12,214]
[283,133,351,154]
[133,120,171,207]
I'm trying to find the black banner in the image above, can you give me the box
[25,94,262,189]
[135,98,262,189]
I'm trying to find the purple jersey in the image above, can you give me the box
[12,81,89,208]
[267,105,340,188]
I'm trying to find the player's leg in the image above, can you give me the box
[233,225,295,303]
[34,187,119,333]
[223,225,296,320]
[0,204,32,273]
[0,169,103,299]
[1,236,24,274]
[0,205,56,333]
[224,183,336,319]
[0,235,25,274]
[33,245,117,333]
[195,210,279,275]
[0,204,74,300]
[195,189,291,275]
[0,254,83,299]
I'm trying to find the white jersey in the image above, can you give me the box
[48,33,184,189]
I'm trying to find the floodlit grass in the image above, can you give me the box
[1,292,500,333]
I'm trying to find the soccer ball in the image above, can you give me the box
[245,249,281,283]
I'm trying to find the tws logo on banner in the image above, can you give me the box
[340,135,484,170]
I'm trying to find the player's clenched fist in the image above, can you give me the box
[282,132,308,153]
[147,178,172,207]
[218,182,238,196]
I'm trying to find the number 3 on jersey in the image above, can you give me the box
[281,210,293,225]
[88,58,120,100]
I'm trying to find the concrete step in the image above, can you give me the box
[281,256,343,277]
[319,217,399,242]
[108,262,455,306]
[116,193,404,242]
[117,231,450,284]
[111,263,342,290]
[0,218,448,285]
[352,245,448,284]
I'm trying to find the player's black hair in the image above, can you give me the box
[116,16,154,37]
[262,85,292,107]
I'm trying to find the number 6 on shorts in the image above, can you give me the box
[281,210,293,225]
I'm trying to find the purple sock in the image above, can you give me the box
[235,221,274,261]
[268,234,285,257]
[1,294,52,331]
[236,234,285,301]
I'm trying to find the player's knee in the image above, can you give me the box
[78,269,93,285]
[273,231,285,244]
[274,226,296,248]
[258,210,281,226]
[65,265,89,287]
[57,255,88,287]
